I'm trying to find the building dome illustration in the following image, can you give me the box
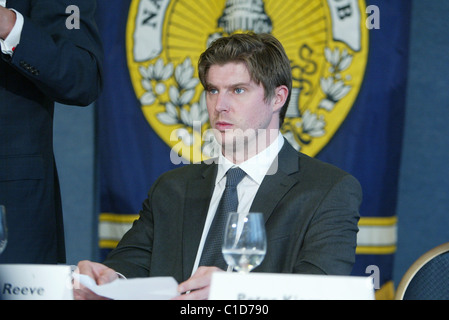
[217,0,273,34]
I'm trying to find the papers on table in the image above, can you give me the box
[74,273,179,300]
[1,264,374,300]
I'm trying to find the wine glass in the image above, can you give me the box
[222,212,267,274]
[0,205,7,255]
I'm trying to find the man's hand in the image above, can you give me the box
[0,7,16,40]
[173,266,224,300]
[73,260,119,300]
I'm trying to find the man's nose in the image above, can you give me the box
[214,92,230,112]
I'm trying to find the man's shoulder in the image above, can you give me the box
[295,150,359,186]
[299,151,345,173]
[281,140,350,178]
[159,161,216,180]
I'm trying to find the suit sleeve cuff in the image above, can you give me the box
[0,9,23,56]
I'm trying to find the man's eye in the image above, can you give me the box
[208,88,218,94]
[234,88,245,94]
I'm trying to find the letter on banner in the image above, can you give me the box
[327,0,361,52]
[133,0,170,62]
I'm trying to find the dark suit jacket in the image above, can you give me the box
[104,141,362,283]
[0,0,103,263]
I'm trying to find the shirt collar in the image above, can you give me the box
[215,133,284,185]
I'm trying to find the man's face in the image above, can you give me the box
[205,62,283,159]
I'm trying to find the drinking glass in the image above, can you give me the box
[0,205,7,255]
[222,212,267,274]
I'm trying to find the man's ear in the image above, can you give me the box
[272,85,289,112]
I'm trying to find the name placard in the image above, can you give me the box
[0,264,73,300]
[209,272,374,300]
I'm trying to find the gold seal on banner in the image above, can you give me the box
[126,0,368,161]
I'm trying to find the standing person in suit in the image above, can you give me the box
[0,1,103,263]
[75,33,361,300]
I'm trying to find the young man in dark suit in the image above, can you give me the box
[75,33,361,300]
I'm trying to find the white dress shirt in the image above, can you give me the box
[0,2,23,56]
[191,133,284,274]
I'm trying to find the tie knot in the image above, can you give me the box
[226,167,246,187]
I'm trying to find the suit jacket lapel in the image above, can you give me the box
[250,141,300,222]
[182,163,217,279]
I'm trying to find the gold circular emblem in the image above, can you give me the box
[127,0,368,161]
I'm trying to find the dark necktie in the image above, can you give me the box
[199,167,246,269]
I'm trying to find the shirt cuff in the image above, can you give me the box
[0,9,23,56]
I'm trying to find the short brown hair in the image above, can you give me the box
[198,33,292,126]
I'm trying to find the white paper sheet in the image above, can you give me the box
[74,273,179,300]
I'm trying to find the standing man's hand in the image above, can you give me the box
[0,6,16,40]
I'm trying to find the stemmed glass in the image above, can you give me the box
[0,205,7,255]
[222,212,267,274]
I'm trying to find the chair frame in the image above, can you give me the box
[395,242,449,300]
